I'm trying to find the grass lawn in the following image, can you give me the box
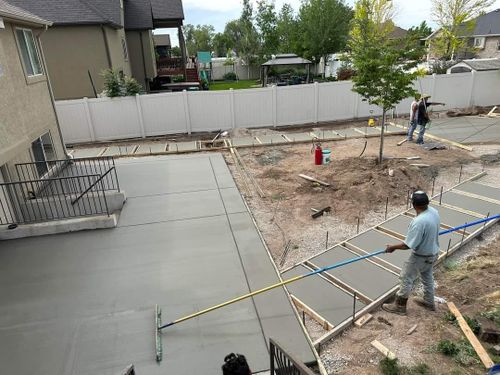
[209,80,260,90]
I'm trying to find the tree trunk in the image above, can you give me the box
[323,55,327,78]
[379,109,386,164]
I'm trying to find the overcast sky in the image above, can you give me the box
[158,0,500,46]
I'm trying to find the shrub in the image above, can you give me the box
[102,69,143,97]
[379,357,400,375]
[428,60,455,75]
[437,340,459,356]
[172,74,185,83]
[123,76,143,96]
[223,71,237,81]
[337,64,356,81]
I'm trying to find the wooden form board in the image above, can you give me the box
[291,295,334,331]
[447,302,494,369]
[371,340,396,359]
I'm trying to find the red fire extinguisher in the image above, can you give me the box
[314,143,323,165]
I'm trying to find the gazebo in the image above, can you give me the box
[261,54,313,87]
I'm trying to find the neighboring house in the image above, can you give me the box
[447,58,500,74]
[0,0,66,221]
[8,0,185,99]
[426,8,500,61]
[154,33,171,58]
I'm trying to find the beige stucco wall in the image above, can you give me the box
[476,36,500,59]
[0,21,65,179]
[126,30,156,91]
[41,25,132,100]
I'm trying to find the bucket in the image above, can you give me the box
[489,365,500,375]
[322,149,331,165]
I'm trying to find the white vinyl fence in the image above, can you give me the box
[56,71,500,144]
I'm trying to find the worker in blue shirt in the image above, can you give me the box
[382,191,440,315]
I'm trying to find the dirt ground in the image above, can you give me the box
[224,136,484,269]
[224,133,500,375]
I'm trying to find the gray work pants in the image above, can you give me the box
[396,253,437,303]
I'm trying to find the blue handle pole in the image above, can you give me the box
[438,214,500,235]
[306,250,386,278]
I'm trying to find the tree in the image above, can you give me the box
[430,0,494,59]
[237,0,261,77]
[276,3,301,54]
[349,0,425,163]
[256,0,279,59]
[183,24,215,56]
[213,32,231,57]
[299,0,353,77]
[170,46,182,57]
[408,21,433,40]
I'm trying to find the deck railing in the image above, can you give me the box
[269,338,316,375]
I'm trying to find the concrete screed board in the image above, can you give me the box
[0,153,314,375]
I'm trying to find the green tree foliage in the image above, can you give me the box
[430,0,494,59]
[408,21,433,39]
[256,0,279,59]
[349,0,425,163]
[212,32,232,57]
[299,0,353,76]
[123,76,143,96]
[184,24,215,56]
[276,3,301,54]
[170,46,182,57]
[102,69,143,97]
[238,0,261,66]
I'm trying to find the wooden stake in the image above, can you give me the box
[397,138,408,146]
[354,314,373,328]
[371,340,396,360]
[407,324,418,335]
[447,302,494,369]
[298,174,330,187]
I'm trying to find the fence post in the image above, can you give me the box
[135,94,146,138]
[431,73,437,100]
[314,81,319,124]
[83,97,96,142]
[183,90,192,135]
[469,71,476,108]
[272,85,278,127]
[230,88,236,129]
[353,92,360,119]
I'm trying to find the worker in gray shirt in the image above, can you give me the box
[382,191,440,315]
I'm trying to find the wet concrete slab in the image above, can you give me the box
[285,132,314,142]
[347,229,409,270]
[385,124,405,133]
[256,134,289,145]
[209,153,237,189]
[283,265,366,326]
[453,182,500,202]
[309,246,399,301]
[354,127,380,135]
[101,145,137,156]
[438,191,500,216]
[0,154,314,374]
[231,137,258,147]
[336,128,362,138]
[220,187,247,214]
[166,141,199,153]
[427,117,500,144]
[228,212,315,364]
[312,130,344,140]
[70,147,105,158]
[135,143,167,154]
[429,204,483,231]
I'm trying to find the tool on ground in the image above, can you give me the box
[397,138,408,146]
[312,206,331,219]
[155,214,500,361]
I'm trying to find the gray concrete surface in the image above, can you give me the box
[427,117,500,144]
[0,153,314,375]
[286,132,314,142]
[453,182,500,203]
[283,265,366,326]
[102,146,137,157]
[70,147,105,158]
[166,141,199,153]
[309,246,399,301]
[439,191,500,217]
[257,134,289,145]
[135,143,167,154]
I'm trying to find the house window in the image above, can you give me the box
[16,28,42,76]
[121,37,129,61]
[474,37,485,49]
[31,132,57,177]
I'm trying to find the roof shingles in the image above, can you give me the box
[0,0,51,25]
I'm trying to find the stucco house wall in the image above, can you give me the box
[0,20,65,178]
[477,36,500,59]
[126,29,156,90]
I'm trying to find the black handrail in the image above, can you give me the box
[269,338,315,375]
[71,167,115,205]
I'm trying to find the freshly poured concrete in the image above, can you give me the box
[309,246,399,300]
[102,145,137,156]
[454,182,500,203]
[70,147,105,158]
[136,143,167,154]
[427,117,500,143]
[286,132,314,142]
[256,134,289,145]
[439,191,500,216]
[231,137,258,147]
[0,153,314,374]
[347,229,409,270]
[429,204,483,231]
[283,265,366,326]
[167,141,198,153]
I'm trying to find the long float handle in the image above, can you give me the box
[159,214,499,330]
[159,249,386,329]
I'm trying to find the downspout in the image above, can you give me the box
[101,24,112,69]
[37,25,69,158]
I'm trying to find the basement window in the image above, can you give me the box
[31,132,57,177]
[16,28,42,76]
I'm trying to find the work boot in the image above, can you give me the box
[414,297,436,311]
[382,296,408,316]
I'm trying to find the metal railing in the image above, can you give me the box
[270,339,315,375]
[0,175,110,225]
[15,156,120,195]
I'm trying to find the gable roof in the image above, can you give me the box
[426,8,500,39]
[459,58,500,71]
[124,0,184,30]
[6,0,122,27]
[0,0,51,25]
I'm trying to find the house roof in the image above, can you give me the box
[124,0,184,30]
[6,0,123,27]
[457,58,500,71]
[153,34,171,46]
[426,8,500,39]
[0,0,51,25]
[389,26,408,39]
[262,54,312,66]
